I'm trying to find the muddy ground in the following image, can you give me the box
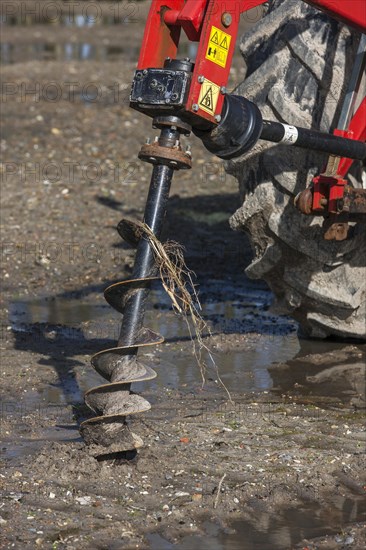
[1,2,366,549]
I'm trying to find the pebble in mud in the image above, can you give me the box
[335,534,355,545]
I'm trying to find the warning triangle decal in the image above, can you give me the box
[200,87,213,111]
[210,31,219,45]
[220,36,228,50]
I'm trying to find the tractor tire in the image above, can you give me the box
[227,0,366,339]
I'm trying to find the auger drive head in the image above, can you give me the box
[80,0,366,457]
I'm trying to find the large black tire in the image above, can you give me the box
[227,0,366,339]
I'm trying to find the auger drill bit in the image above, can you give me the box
[80,119,192,457]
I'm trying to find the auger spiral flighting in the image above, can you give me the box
[80,115,192,457]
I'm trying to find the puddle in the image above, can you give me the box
[0,11,137,63]
[0,41,141,64]
[0,11,199,65]
[1,13,138,27]
[0,40,199,65]
[9,280,355,398]
[6,278,361,462]
[9,295,108,326]
[1,429,81,461]
[147,495,366,549]
[9,280,299,396]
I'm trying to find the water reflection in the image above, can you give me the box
[150,494,366,550]
[9,283,365,407]
[0,41,136,64]
[9,281,298,396]
[1,13,137,27]
[0,10,199,65]
[0,41,199,65]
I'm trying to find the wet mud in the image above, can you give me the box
[1,2,365,549]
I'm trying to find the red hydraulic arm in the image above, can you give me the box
[305,0,366,33]
[338,98,366,177]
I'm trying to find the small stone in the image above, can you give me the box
[49,492,56,499]
[76,496,92,506]
[38,256,50,266]
[192,494,202,502]
[0,516,7,525]
[279,453,293,462]
[51,128,61,135]
[9,493,23,501]
[344,536,354,545]
[162,504,169,512]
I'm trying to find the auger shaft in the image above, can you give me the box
[118,130,178,348]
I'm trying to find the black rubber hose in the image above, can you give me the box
[260,120,366,160]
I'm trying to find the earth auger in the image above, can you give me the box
[80,0,366,457]
[80,60,194,456]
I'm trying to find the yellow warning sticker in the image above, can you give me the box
[198,78,220,115]
[205,25,232,68]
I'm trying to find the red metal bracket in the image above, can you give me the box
[338,98,366,177]
[164,0,208,41]
[308,98,365,215]
[137,0,268,124]
[137,0,185,70]
[312,174,347,213]
[304,0,366,33]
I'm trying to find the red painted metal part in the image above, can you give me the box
[137,0,268,123]
[136,0,365,219]
[164,0,208,41]
[309,99,366,215]
[304,0,366,33]
[312,175,347,213]
[137,0,184,70]
[186,0,268,122]
[338,98,366,177]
